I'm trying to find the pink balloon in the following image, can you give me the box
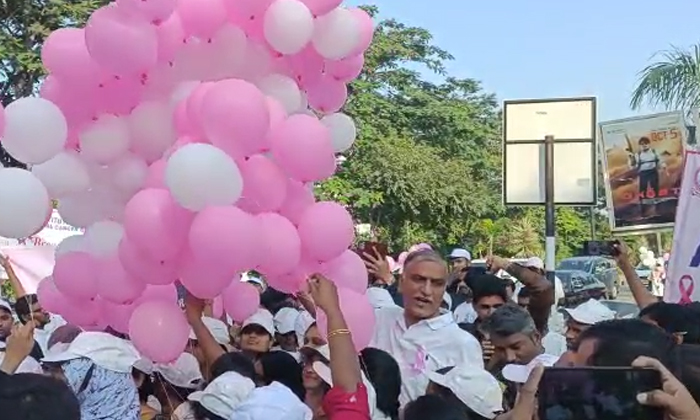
[176,0,227,39]
[96,255,146,304]
[61,297,102,328]
[143,159,166,188]
[261,97,287,153]
[222,281,260,323]
[124,189,194,261]
[53,252,98,300]
[41,28,102,89]
[40,76,97,127]
[36,276,63,314]
[118,238,179,285]
[155,13,186,62]
[408,243,432,253]
[164,136,202,159]
[300,0,342,16]
[173,101,195,137]
[101,300,136,333]
[320,250,368,294]
[278,179,315,226]
[267,268,305,294]
[129,300,189,363]
[185,82,214,139]
[270,115,336,182]
[236,155,288,214]
[298,201,354,262]
[85,4,158,76]
[94,75,145,116]
[117,0,177,24]
[256,213,302,277]
[306,75,347,114]
[138,284,179,304]
[325,54,364,82]
[286,45,325,87]
[212,296,224,318]
[348,8,374,56]
[200,79,270,159]
[316,287,375,351]
[179,253,233,299]
[225,0,273,20]
[189,206,260,275]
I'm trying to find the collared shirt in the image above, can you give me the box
[369,306,483,406]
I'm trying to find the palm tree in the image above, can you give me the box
[630,45,700,111]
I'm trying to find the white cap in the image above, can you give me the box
[189,317,230,345]
[366,287,397,309]
[294,311,315,346]
[0,299,12,313]
[449,248,471,260]
[133,358,155,375]
[230,381,313,420]
[242,309,275,336]
[154,352,203,389]
[425,366,503,419]
[522,257,544,270]
[242,272,265,287]
[300,344,330,363]
[188,371,255,418]
[274,308,300,335]
[502,353,559,383]
[41,331,139,373]
[562,299,616,325]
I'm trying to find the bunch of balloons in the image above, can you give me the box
[0,0,376,362]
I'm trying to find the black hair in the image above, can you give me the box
[131,369,154,404]
[260,288,294,315]
[0,373,80,420]
[470,275,508,305]
[427,366,490,420]
[502,277,516,293]
[403,394,466,420]
[13,294,38,324]
[210,352,256,381]
[360,348,401,420]
[638,136,651,145]
[257,351,305,401]
[192,404,226,420]
[639,302,700,344]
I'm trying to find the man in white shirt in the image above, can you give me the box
[369,249,483,406]
[13,294,66,355]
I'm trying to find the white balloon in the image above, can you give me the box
[165,143,244,211]
[321,113,356,152]
[257,74,302,114]
[110,153,148,197]
[58,187,124,228]
[84,220,124,258]
[2,97,68,164]
[638,246,648,254]
[79,115,130,164]
[31,152,90,197]
[312,7,361,60]
[55,235,85,258]
[264,0,314,55]
[646,250,655,259]
[129,101,177,162]
[0,168,51,238]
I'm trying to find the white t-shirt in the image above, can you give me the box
[453,302,478,324]
[369,306,483,406]
[33,314,67,354]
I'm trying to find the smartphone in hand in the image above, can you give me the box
[583,240,620,257]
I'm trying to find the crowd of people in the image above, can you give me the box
[1,242,700,420]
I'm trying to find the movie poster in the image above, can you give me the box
[599,112,686,232]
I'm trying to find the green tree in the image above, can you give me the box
[630,45,700,112]
[0,0,109,166]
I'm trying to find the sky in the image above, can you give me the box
[346,0,700,122]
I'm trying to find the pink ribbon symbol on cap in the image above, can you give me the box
[678,275,695,305]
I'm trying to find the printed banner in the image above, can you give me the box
[665,151,700,303]
[0,210,83,294]
[599,112,686,232]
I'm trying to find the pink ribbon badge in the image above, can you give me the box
[678,275,695,305]
[409,345,428,375]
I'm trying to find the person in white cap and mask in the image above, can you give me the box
[562,298,616,349]
[273,307,302,360]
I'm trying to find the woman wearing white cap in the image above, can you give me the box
[188,371,256,420]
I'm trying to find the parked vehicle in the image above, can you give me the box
[557,256,621,299]
[635,263,653,290]
[556,269,607,308]
[599,300,639,319]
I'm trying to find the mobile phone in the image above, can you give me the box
[359,241,388,259]
[583,240,620,257]
[538,367,664,420]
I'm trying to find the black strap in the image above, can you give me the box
[78,364,95,393]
